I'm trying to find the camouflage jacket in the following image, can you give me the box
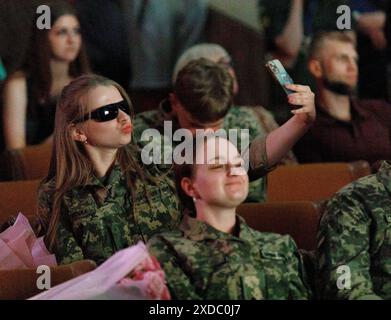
[38,151,181,265]
[148,214,311,300]
[317,161,391,300]
[133,101,268,202]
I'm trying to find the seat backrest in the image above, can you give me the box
[0,259,97,300]
[237,201,325,251]
[267,161,371,202]
[0,179,40,226]
[0,143,51,181]
[20,143,51,180]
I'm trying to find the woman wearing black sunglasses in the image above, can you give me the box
[36,74,181,265]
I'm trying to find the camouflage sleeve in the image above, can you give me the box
[37,186,84,265]
[317,193,383,300]
[147,235,202,300]
[54,214,85,265]
[284,236,312,299]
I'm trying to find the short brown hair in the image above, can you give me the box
[174,58,233,123]
[308,31,356,60]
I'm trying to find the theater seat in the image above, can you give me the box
[0,179,40,226]
[267,161,371,202]
[237,201,325,251]
[0,143,51,181]
[0,260,97,300]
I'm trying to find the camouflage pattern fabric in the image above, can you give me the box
[133,103,268,202]
[148,214,311,300]
[38,149,181,265]
[317,160,391,300]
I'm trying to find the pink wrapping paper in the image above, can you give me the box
[0,213,57,270]
[30,242,171,300]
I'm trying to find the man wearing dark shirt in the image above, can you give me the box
[294,31,391,166]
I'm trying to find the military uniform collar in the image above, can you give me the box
[180,214,256,242]
[377,161,391,194]
[86,163,123,186]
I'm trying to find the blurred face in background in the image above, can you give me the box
[313,40,359,92]
[48,14,82,63]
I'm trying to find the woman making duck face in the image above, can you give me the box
[37,74,181,265]
[148,135,310,300]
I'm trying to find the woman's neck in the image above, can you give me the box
[196,204,237,234]
[50,59,70,81]
[86,146,118,178]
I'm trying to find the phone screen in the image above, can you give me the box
[265,59,295,95]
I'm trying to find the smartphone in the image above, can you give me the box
[265,59,295,95]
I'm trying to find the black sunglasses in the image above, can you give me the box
[75,100,133,123]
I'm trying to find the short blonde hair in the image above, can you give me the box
[173,43,230,84]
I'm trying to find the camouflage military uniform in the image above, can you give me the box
[148,214,311,300]
[317,161,391,300]
[38,148,181,265]
[133,101,268,202]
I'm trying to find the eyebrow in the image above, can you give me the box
[207,155,242,163]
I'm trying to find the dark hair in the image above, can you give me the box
[308,31,356,60]
[25,0,89,107]
[174,58,233,123]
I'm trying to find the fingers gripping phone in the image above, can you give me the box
[265,59,295,95]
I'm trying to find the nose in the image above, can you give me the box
[67,30,79,44]
[348,58,358,73]
[118,109,130,123]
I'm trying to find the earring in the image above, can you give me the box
[84,139,88,145]
[193,197,197,203]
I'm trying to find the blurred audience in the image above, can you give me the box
[2,0,89,150]
[294,31,391,168]
[258,0,353,123]
[386,1,391,102]
[75,0,207,112]
[0,58,6,82]
[352,0,389,101]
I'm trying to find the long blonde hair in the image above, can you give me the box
[40,74,147,250]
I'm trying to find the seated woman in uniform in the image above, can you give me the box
[148,134,311,300]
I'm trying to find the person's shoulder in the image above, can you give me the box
[322,173,384,224]
[38,177,56,194]
[227,105,259,118]
[332,173,384,202]
[254,230,298,260]
[3,71,27,90]
[134,109,162,124]
[37,177,56,207]
[225,106,263,128]
[356,98,391,114]
[147,229,186,251]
